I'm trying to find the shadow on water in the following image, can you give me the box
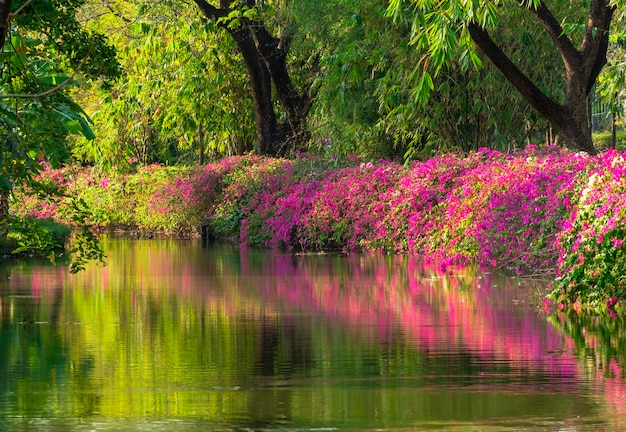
[0,237,625,430]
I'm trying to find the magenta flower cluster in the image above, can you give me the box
[11,146,626,308]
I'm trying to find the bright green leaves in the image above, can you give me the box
[411,72,434,104]
[217,2,260,29]
[386,0,499,103]
[0,0,117,270]
[77,1,255,167]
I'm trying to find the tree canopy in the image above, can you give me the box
[0,0,118,267]
[387,0,625,155]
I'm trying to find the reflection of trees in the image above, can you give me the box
[549,311,626,417]
[0,270,100,418]
[0,239,625,427]
[255,317,314,377]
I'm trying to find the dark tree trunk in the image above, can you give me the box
[467,0,614,155]
[0,191,7,238]
[0,0,11,49]
[198,122,205,165]
[193,0,316,156]
[226,18,281,156]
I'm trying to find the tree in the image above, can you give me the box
[74,1,257,167]
[0,0,118,266]
[192,0,318,156]
[388,0,619,155]
[301,0,558,160]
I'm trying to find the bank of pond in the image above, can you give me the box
[8,145,626,312]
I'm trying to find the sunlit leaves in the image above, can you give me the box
[75,0,255,167]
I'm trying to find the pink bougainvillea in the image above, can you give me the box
[10,147,626,307]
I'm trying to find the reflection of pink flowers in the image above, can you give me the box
[607,297,619,318]
[543,298,552,313]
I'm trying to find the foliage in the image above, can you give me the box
[74,1,254,167]
[594,130,626,151]
[0,0,119,270]
[213,156,298,243]
[596,6,626,131]
[6,215,70,258]
[63,0,626,164]
[385,0,619,155]
[286,0,559,160]
[1,0,120,177]
[553,150,626,308]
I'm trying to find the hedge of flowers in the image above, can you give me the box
[11,146,626,309]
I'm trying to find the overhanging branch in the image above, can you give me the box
[467,21,560,119]
[0,75,74,99]
[525,1,579,71]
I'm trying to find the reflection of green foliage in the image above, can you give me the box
[0,240,614,427]
[549,311,626,380]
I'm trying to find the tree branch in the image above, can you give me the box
[467,21,560,119]
[581,0,614,93]
[524,1,580,74]
[0,74,75,99]
[581,0,613,56]
[12,0,34,17]
[193,0,228,21]
[104,3,132,24]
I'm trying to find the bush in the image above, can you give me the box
[12,149,626,310]
[553,150,626,308]
[7,216,71,256]
[593,130,626,151]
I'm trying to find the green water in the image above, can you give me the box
[0,238,625,431]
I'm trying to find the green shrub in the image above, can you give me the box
[7,215,71,257]
[593,130,626,151]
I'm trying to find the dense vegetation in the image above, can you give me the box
[2,1,626,310]
[10,146,626,312]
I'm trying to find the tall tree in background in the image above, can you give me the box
[192,0,318,156]
[388,0,618,155]
[313,1,559,160]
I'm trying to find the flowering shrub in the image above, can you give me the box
[11,148,626,309]
[212,156,293,243]
[299,162,404,251]
[553,150,626,308]
[472,147,587,275]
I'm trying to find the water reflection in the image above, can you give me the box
[0,238,625,430]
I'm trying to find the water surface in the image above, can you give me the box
[0,238,625,431]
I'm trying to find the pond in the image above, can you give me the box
[0,238,625,431]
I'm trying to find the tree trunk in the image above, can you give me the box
[467,0,614,156]
[197,122,205,165]
[226,19,281,156]
[0,0,12,50]
[193,0,315,156]
[611,110,616,150]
